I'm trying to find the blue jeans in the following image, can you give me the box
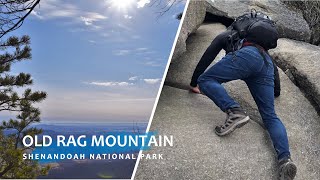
[197,46,290,160]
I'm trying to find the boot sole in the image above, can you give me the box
[215,116,250,136]
[280,162,297,180]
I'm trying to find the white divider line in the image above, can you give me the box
[130,0,191,179]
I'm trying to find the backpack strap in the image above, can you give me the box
[251,9,257,18]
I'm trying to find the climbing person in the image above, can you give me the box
[189,10,297,180]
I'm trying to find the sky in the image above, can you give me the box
[2,0,186,123]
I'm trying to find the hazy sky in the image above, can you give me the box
[2,0,185,123]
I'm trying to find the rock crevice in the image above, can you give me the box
[269,39,320,115]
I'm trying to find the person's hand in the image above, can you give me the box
[190,85,201,94]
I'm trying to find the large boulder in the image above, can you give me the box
[172,0,206,60]
[135,86,277,180]
[205,0,311,42]
[134,23,320,179]
[269,38,320,110]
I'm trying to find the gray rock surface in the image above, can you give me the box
[172,0,206,60]
[269,38,320,111]
[173,0,311,62]
[134,23,320,179]
[135,86,277,180]
[166,23,226,88]
[205,0,311,42]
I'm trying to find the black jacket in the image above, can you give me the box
[190,29,281,97]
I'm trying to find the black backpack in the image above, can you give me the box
[226,9,278,52]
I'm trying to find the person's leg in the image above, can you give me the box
[245,79,290,160]
[197,53,250,112]
[244,55,296,179]
[197,48,260,135]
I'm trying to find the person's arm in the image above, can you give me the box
[190,31,229,88]
[273,63,281,97]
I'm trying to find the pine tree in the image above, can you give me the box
[0,0,49,178]
[0,35,48,179]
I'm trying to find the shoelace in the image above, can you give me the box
[219,110,235,129]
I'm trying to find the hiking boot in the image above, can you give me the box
[215,107,250,136]
[279,156,297,180]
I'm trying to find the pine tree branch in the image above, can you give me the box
[0,0,16,5]
[0,53,25,65]
[0,108,21,111]
[0,0,40,38]
[0,38,29,47]
[0,91,47,112]
[1,7,34,15]
[0,162,13,178]
[0,99,12,106]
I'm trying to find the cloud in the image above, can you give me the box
[87,81,134,87]
[137,0,151,8]
[132,35,141,39]
[129,76,138,81]
[113,49,131,56]
[101,33,110,37]
[117,23,132,31]
[32,0,79,19]
[136,47,148,51]
[86,77,162,87]
[31,11,44,19]
[68,28,87,33]
[81,17,93,26]
[30,0,181,45]
[85,76,162,87]
[33,0,107,27]
[80,12,107,26]
[38,87,157,122]
[143,78,161,84]
[124,15,133,19]
[45,9,78,18]
[135,48,156,56]
[143,61,162,67]
[113,47,154,57]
